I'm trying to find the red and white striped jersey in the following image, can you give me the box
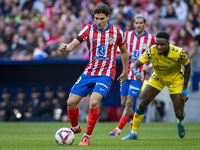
[125,30,155,80]
[77,22,125,80]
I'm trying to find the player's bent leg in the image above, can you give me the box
[109,95,126,136]
[80,92,101,145]
[176,118,185,138]
[121,95,127,109]
[109,96,135,136]
[170,94,185,138]
[122,85,160,140]
[67,94,83,134]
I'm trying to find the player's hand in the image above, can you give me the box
[142,65,151,72]
[135,73,143,82]
[181,89,189,102]
[59,43,67,52]
[117,73,128,85]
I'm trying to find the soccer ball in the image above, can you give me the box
[55,127,75,145]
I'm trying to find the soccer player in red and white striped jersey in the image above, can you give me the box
[59,4,128,146]
[109,14,155,136]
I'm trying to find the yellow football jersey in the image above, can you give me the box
[139,44,190,85]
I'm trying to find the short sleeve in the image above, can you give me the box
[178,49,190,66]
[117,29,125,47]
[77,25,90,41]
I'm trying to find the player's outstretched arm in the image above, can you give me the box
[59,38,81,53]
[131,60,144,82]
[117,44,128,84]
[182,62,191,102]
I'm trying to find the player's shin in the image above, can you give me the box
[85,108,100,136]
[177,111,185,124]
[68,107,79,129]
[131,108,145,133]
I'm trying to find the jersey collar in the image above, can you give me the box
[94,22,111,32]
[159,45,170,56]
[134,30,147,37]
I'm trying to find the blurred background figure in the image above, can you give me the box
[35,86,56,121]
[24,87,42,121]
[55,86,68,122]
[10,88,28,121]
[0,88,13,121]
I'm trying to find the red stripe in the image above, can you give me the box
[150,35,156,45]
[102,24,114,76]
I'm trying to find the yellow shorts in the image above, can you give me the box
[147,74,183,95]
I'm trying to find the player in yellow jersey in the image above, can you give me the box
[122,32,191,140]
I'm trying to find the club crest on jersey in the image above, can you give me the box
[142,44,148,49]
[109,37,114,44]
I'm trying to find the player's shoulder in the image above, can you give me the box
[82,24,92,30]
[149,44,156,50]
[170,44,185,53]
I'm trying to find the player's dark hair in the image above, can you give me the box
[134,14,146,23]
[156,32,169,40]
[94,4,110,16]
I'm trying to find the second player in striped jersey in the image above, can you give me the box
[109,14,155,136]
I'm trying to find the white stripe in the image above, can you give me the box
[78,25,88,37]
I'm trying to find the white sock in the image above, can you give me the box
[131,130,138,135]
[71,124,79,131]
[116,127,121,132]
[84,133,90,138]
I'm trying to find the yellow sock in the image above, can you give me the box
[132,108,145,131]
[177,112,185,124]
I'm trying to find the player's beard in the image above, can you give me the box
[136,26,144,35]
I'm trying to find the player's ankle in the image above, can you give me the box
[131,130,138,135]
[116,127,122,133]
[84,133,91,139]
[71,124,80,131]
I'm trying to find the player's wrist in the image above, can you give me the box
[182,89,189,97]
[134,71,139,76]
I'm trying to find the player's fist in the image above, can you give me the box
[59,43,67,52]
[135,73,143,82]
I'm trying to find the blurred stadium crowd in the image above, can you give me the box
[0,0,200,63]
[1,0,200,121]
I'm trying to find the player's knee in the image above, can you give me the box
[121,99,126,108]
[121,102,125,108]
[89,100,98,109]
[175,111,184,119]
[67,98,77,109]
[123,107,132,117]
[138,101,148,111]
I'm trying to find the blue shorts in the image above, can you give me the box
[120,79,143,98]
[70,74,113,98]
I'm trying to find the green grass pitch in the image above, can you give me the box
[0,122,200,150]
